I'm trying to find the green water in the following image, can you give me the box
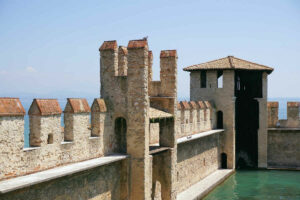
[204,170,300,200]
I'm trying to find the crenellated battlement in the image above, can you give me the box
[149,50,177,98]
[0,97,112,181]
[0,39,223,199]
[99,39,178,116]
[176,100,215,139]
[268,101,300,128]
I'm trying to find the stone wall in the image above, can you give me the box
[100,40,179,200]
[0,159,128,200]
[0,98,114,181]
[176,101,214,139]
[0,39,220,200]
[152,149,176,200]
[176,133,220,193]
[268,101,300,128]
[267,102,279,127]
[268,129,300,168]
[267,101,300,168]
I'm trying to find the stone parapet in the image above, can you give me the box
[148,50,177,98]
[267,101,279,128]
[176,100,214,139]
[267,101,300,128]
[0,97,110,181]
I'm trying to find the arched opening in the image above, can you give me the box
[114,117,127,153]
[221,153,227,169]
[217,111,223,129]
[217,70,223,88]
[47,134,53,144]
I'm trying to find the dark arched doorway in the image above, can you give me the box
[114,117,127,153]
[217,111,223,129]
[221,153,227,169]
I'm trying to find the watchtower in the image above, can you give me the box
[184,56,273,168]
[99,39,177,199]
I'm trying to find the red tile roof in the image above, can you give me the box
[189,101,198,109]
[160,50,177,58]
[197,101,206,109]
[180,101,190,110]
[29,99,62,116]
[64,98,91,113]
[0,98,25,116]
[127,39,148,49]
[204,101,212,109]
[184,56,273,74]
[287,102,300,107]
[99,40,117,51]
[91,98,107,112]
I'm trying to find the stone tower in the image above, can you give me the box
[184,56,273,168]
[99,39,177,199]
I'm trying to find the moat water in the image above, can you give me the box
[204,170,300,200]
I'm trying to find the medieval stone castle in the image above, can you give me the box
[0,39,299,200]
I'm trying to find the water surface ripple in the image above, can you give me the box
[204,170,300,200]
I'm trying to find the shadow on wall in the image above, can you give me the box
[114,117,127,154]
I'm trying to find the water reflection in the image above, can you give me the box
[204,170,300,200]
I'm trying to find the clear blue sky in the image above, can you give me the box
[0,0,299,99]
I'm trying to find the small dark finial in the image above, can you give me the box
[143,36,148,41]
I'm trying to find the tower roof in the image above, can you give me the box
[183,56,273,74]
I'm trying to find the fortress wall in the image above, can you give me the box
[152,149,176,200]
[267,129,300,168]
[267,101,300,128]
[0,98,116,181]
[174,99,219,193]
[287,102,300,127]
[176,133,219,193]
[267,101,300,168]
[1,39,226,199]
[176,101,214,139]
[267,102,279,127]
[0,116,25,178]
[1,159,128,200]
